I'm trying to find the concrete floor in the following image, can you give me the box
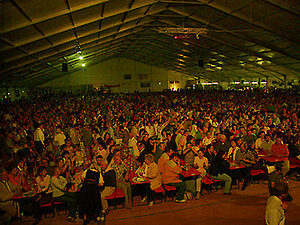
[13,179,300,225]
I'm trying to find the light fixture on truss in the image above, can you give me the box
[158,27,253,39]
[158,27,208,39]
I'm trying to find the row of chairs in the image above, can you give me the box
[40,200,67,218]
[106,169,269,209]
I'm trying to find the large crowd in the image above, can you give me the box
[0,89,299,225]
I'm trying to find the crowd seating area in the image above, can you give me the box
[0,89,299,224]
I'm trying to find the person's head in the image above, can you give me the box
[144,154,154,165]
[57,157,65,168]
[275,136,282,144]
[273,182,289,199]
[197,149,204,158]
[265,134,271,142]
[247,129,252,136]
[220,134,226,143]
[99,159,108,171]
[37,166,47,177]
[96,155,103,165]
[169,153,180,164]
[206,132,212,139]
[240,142,247,152]
[0,168,9,181]
[114,155,122,165]
[158,142,165,151]
[258,131,265,139]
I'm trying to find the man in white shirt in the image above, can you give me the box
[34,123,45,154]
[194,149,208,199]
[265,181,289,225]
[53,128,66,148]
[50,166,77,222]
[128,133,139,157]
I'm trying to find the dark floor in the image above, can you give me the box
[13,179,300,225]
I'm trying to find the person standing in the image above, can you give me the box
[194,149,208,199]
[99,159,116,221]
[265,182,289,225]
[78,167,103,224]
[34,122,45,154]
[271,136,289,176]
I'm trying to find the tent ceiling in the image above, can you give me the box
[0,0,299,86]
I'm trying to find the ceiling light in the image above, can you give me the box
[216,67,222,70]
[244,81,249,84]
[212,82,219,85]
[79,56,83,60]
[234,81,240,84]
[77,50,82,54]
[252,81,258,84]
[81,63,85,67]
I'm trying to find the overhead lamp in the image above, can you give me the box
[77,50,82,54]
[234,81,240,84]
[79,56,83,60]
[244,81,249,84]
[212,82,219,85]
[81,63,86,67]
[252,81,258,84]
[261,81,267,84]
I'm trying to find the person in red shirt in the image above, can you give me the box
[271,136,289,176]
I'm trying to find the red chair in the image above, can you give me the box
[105,188,125,209]
[250,169,265,184]
[201,175,223,195]
[40,200,55,218]
[52,201,67,215]
[163,185,177,201]
[153,186,165,204]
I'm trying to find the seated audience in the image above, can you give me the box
[162,153,186,203]
[144,154,162,206]
[50,166,77,222]
[209,150,232,195]
[194,149,208,199]
[0,167,21,224]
